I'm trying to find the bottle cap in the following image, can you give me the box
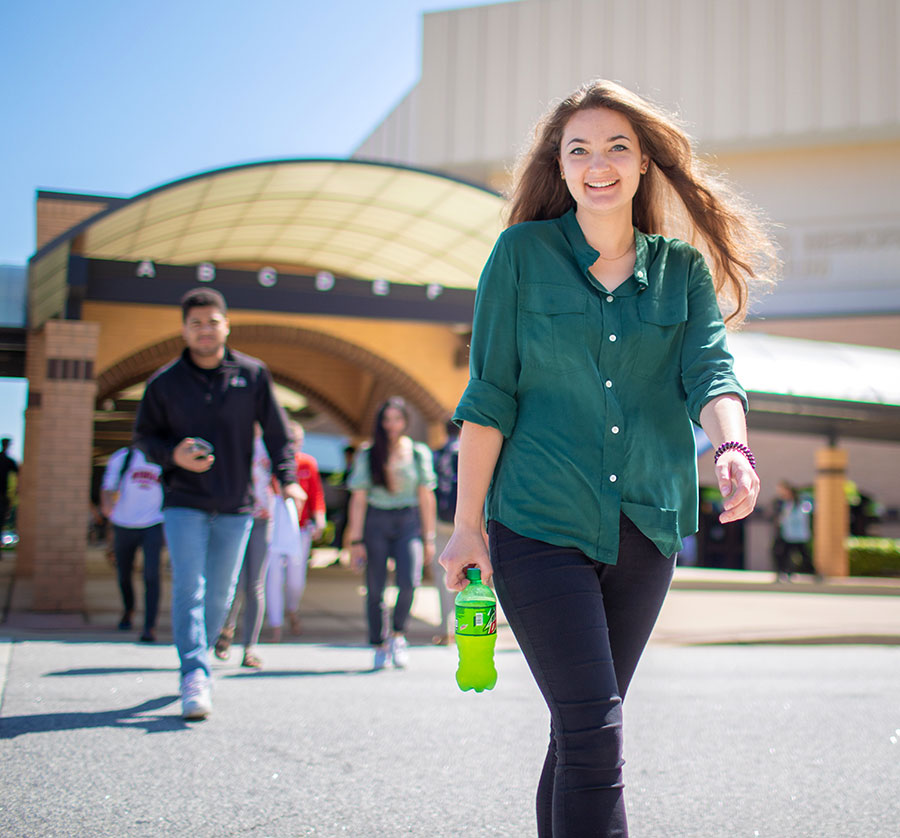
[465,567,481,582]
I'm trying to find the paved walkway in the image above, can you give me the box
[2,637,898,837]
[2,546,899,647]
[3,548,899,837]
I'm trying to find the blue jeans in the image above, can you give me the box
[489,515,676,838]
[163,508,252,677]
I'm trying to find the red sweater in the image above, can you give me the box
[294,452,325,526]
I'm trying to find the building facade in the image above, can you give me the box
[19,160,505,611]
[355,0,900,570]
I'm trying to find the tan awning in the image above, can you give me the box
[29,159,505,326]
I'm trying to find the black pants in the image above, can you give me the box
[489,515,676,838]
[773,536,816,576]
[364,506,422,645]
[113,523,163,633]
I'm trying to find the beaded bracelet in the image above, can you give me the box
[713,441,757,471]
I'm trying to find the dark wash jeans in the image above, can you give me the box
[364,505,422,645]
[489,515,676,838]
[113,523,164,633]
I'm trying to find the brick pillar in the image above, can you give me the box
[18,320,100,611]
[16,331,44,580]
[814,446,850,577]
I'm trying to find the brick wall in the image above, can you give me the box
[36,196,111,251]
[18,320,100,612]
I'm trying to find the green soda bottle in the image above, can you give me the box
[454,567,498,692]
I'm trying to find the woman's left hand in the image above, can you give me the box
[715,451,760,523]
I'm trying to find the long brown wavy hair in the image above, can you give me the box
[506,79,778,325]
[368,396,410,490]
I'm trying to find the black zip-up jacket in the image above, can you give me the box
[134,347,294,513]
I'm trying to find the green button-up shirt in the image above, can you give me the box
[453,208,747,564]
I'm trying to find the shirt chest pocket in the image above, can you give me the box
[633,293,688,381]
[519,284,588,374]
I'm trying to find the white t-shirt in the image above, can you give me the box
[101,447,164,528]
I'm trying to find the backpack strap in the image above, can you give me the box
[116,446,135,492]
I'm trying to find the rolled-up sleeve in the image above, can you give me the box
[346,447,372,492]
[681,252,748,424]
[453,235,520,438]
[414,442,438,491]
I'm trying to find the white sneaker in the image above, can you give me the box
[390,635,409,669]
[373,644,390,670]
[181,670,212,720]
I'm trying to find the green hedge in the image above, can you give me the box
[846,537,900,577]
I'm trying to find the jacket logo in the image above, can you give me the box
[229,376,248,388]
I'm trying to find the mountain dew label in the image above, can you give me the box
[455,603,497,637]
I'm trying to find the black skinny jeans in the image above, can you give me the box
[363,506,422,645]
[489,515,676,838]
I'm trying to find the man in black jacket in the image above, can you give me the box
[134,287,305,720]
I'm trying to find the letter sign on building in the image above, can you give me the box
[197,262,216,282]
[258,267,277,287]
[315,271,335,291]
[136,260,156,278]
[372,278,390,296]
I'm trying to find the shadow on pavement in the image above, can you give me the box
[45,666,178,677]
[224,668,377,678]
[0,695,185,738]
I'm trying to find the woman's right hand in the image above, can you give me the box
[438,524,492,591]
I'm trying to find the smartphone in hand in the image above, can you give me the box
[189,438,214,459]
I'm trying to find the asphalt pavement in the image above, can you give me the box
[2,639,899,837]
[2,549,900,837]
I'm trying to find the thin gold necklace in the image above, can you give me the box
[596,240,635,261]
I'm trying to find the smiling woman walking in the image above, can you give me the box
[439,79,777,838]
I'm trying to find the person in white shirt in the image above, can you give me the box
[101,446,165,641]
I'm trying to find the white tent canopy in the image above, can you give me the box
[729,332,900,441]
[730,332,900,407]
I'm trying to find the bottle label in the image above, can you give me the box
[455,604,497,637]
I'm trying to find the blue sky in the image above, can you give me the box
[0,0,505,460]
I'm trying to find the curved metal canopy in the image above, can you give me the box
[56,158,505,289]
